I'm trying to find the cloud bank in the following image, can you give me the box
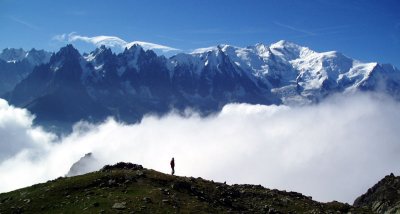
[53,33,180,53]
[0,93,400,203]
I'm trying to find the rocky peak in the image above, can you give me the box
[25,48,52,65]
[123,44,146,58]
[45,45,84,86]
[50,44,81,64]
[119,44,145,69]
[92,45,110,55]
[0,48,26,62]
[0,48,51,65]
[90,45,115,64]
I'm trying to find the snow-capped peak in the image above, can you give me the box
[83,45,113,62]
[269,40,314,61]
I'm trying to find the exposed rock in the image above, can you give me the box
[143,197,152,203]
[136,171,145,177]
[112,202,126,210]
[354,173,400,213]
[101,162,143,172]
[108,179,116,186]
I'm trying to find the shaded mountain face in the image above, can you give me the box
[5,42,400,133]
[0,48,51,95]
[8,45,110,133]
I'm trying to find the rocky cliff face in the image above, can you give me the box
[354,173,400,213]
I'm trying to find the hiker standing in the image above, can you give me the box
[170,157,175,175]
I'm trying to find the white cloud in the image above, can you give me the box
[52,32,180,53]
[0,99,55,162]
[52,34,67,42]
[68,34,127,48]
[125,41,180,52]
[0,100,55,191]
[0,93,400,204]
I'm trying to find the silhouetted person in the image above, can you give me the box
[170,157,175,175]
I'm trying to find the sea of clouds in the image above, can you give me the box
[0,92,399,203]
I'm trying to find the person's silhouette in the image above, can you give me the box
[170,157,175,175]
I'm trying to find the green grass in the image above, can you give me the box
[0,165,373,213]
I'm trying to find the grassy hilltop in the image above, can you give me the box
[0,163,375,213]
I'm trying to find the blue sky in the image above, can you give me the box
[1,0,399,67]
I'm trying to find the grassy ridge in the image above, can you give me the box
[0,163,372,213]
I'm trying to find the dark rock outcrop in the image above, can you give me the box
[100,162,144,172]
[354,173,400,213]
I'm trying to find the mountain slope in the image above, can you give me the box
[0,48,51,95]
[8,45,109,133]
[0,162,372,213]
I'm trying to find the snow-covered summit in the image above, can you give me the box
[173,40,400,104]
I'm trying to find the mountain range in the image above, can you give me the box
[1,41,399,133]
